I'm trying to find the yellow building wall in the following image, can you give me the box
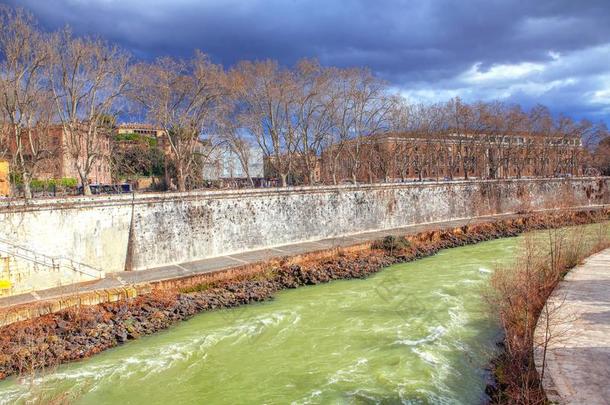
[0,160,9,197]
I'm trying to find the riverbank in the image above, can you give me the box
[0,209,608,382]
[485,218,610,404]
[534,248,610,404]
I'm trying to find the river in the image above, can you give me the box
[0,237,520,404]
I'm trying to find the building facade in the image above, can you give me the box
[320,132,585,183]
[263,153,322,185]
[203,143,264,183]
[0,160,9,197]
[5,125,112,186]
[116,123,171,155]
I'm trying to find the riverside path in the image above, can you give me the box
[535,248,610,405]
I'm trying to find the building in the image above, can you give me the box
[4,124,112,186]
[203,143,264,184]
[115,123,171,155]
[263,152,322,185]
[320,131,585,183]
[0,160,9,197]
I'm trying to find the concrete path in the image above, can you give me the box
[535,248,610,405]
[0,212,523,310]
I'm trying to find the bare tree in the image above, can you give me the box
[479,101,510,179]
[217,70,267,187]
[498,104,526,179]
[571,119,607,175]
[439,98,460,180]
[215,95,259,186]
[464,101,489,179]
[528,104,554,177]
[293,59,336,185]
[0,108,7,160]
[329,67,393,184]
[0,6,55,199]
[592,126,610,175]
[387,100,417,181]
[407,104,432,181]
[130,52,225,192]
[48,29,129,195]
[233,60,299,187]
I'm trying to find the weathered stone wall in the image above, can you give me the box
[0,252,96,296]
[0,178,608,277]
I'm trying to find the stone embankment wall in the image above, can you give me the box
[0,179,608,282]
[0,253,89,296]
[1,209,608,380]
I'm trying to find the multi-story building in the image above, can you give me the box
[202,143,264,184]
[320,131,585,183]
[263,152,322,185]
[115,123,171,155]
[0,159,9,197]
[5,124,112,186]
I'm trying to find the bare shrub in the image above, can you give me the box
[371,235,411,254]
[486,220,610,404]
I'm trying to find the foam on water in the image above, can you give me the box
[395,324,447,346]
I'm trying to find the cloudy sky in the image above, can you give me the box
[6,0,610,123]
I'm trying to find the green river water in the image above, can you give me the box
[1,237,520,404]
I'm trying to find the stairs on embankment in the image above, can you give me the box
[0,238,105,297]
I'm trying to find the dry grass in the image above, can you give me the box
[486,218,610,404]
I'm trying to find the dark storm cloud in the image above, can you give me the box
[4,0,610,121]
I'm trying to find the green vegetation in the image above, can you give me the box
[9,175,78,190]
[112,133,165,180]
[114,132,158,147]
[29,178,78,190]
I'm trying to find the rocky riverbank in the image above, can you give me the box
[0,209,608,381]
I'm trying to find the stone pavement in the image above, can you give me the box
[535,248,610,405]
[0,212,522,310]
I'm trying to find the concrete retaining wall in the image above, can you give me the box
[0,178,608,278]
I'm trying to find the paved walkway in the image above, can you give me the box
[535,248,610,405]
[0,212,526,310]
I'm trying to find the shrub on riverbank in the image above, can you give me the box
[486,217,610,404]
[371,235,411,253]
[0,210,608,382]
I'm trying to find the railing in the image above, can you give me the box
[0,237,105,279]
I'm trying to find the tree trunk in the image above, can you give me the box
[163,159,170,191]
[177,176,186,192]
[82,181,92,196]
[280,173,287,187]
[16,141,33,200]
[77,169,91,196]
[175,159,187,192]
[331,156,339,185]
[22,171,32,200]
[177,171,186,192]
